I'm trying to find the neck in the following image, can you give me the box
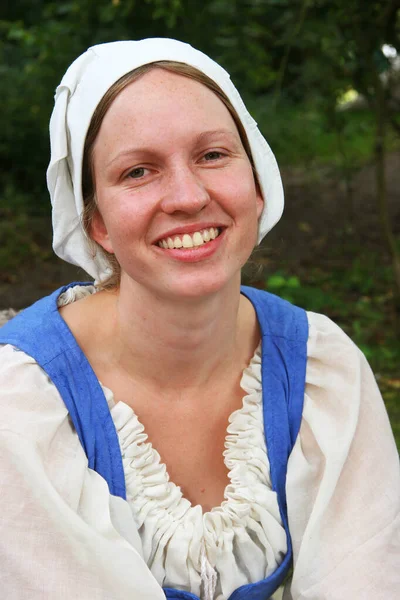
[100,275,255,393]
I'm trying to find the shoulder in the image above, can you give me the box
[0,343,75,450]
[0,282,95,338]
[287,312,399,597]
[306,310,365,382]
[243,286,368,377]
[302,311,394,454]
[241,285,308,342]
[0,342,87,512]
[304,310,383,428]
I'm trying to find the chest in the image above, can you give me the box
[108,375,247,512]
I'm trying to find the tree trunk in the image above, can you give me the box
[374,72,400,312]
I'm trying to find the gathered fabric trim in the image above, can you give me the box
[109,345,287,598]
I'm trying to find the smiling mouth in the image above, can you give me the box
[157,227,222,249]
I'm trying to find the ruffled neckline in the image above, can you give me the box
[106,344,286,577]
[108,344,267,516]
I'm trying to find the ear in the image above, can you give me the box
[255,181,264,220]
[90,208,115,254]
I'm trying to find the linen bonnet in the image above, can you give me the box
[47,38,284,281]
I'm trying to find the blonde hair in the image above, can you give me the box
[81,61,255,290]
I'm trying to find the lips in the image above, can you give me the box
[157,227,221,249]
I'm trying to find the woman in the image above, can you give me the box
[0,39,398,600]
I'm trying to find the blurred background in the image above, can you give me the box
[0,0,399,446]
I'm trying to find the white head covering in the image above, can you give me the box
[47,38,284,281]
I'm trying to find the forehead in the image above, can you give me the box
[96,68,239,142]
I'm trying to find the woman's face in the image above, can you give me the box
[90,68,263,300]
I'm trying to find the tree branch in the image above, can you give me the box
[272,0,311,108]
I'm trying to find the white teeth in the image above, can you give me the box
[182,234,193,248]
[158,227,220,249]
[192,232,203,246]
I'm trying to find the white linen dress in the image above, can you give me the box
[0,285,398,599]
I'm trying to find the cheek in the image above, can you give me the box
[234,173,262,220]
[214,166,258,208]
[94,189,156,251]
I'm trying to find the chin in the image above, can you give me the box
[122,267,239,302]
[161,266,242,301]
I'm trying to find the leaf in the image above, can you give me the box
[298,221,312,233]
[266,274,288,289]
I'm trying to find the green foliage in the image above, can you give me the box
[0,185,52,277]
[249,98,379,168]
[0,212,46,277]
[266,272,341,313]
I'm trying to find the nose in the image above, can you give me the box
[160,165,211,215]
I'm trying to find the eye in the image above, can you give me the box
[128,167,147,179]
[203,151,224,161]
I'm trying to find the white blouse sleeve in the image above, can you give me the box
[285,313,400,599]
[0,344,165,600]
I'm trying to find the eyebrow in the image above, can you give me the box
[194,129,240,144]
[105,129,240,168]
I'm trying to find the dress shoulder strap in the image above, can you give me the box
[241,285,309,444]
